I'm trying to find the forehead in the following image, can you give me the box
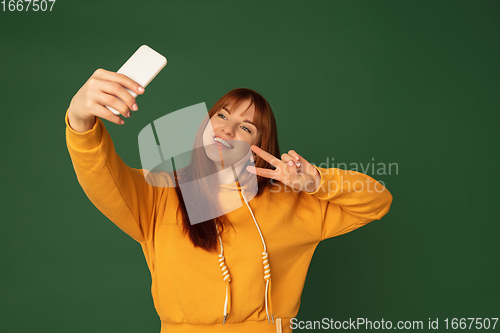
[224,98,255,119]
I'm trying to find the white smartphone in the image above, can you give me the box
[106,45,167,115]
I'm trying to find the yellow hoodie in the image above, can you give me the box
[65,109,393,333]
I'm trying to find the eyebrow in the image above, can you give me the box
[222,106,257,128]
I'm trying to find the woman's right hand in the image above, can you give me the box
[67,68,145,130]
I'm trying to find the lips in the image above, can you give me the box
[212,134,234,149]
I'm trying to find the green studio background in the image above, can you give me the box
[1,0,499,332]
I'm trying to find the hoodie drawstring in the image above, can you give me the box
[217,229,231,324]
[216,184,274,325]
[240,188,274,324]
[262,252,274,324]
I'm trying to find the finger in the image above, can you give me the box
[282,152,301,169]
[251,145,282,168]
[246,165,279,180]
[288,150,308,165]
[93,91,130,117]
[93,103,126,126]
[289,149,316,173]
[285,160,299,176]
[281,153,294,163]
[92,68,145,96]
[96,80,139,112]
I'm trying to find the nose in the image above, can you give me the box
[221,123,235,137]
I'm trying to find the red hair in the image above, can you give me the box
[171,88,280,252]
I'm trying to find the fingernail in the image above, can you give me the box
[132,103,138,111]
[295,155,299,160]
[288,161,294,166]
[120,120,125,125]
[138,86,145,93]
[126,111,131,117]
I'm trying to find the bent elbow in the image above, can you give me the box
[376,188,393,220]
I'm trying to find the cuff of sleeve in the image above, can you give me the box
[65,108,103,150]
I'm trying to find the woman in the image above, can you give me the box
[66,68,393,333]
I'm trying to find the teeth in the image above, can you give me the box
[214,136,233,149]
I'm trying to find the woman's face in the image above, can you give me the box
[202,99,261,166]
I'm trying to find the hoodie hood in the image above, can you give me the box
[216,180,274,325]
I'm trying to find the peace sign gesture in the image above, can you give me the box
[246,145,321,193]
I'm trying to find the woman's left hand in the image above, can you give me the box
[246,145,322,193]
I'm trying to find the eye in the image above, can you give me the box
[217,112,253,134]
[241,126,251,133]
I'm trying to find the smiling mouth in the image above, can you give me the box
[212,135,234,149]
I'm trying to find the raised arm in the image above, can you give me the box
[246,145,393,241]
[305,165,393,241]
[65,69,172,243]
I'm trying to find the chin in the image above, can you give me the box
[202,144,220,162]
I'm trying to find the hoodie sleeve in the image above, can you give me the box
[65,109,172,244]
[304,165,393,241]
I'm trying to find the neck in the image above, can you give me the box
[214,150,252,185]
